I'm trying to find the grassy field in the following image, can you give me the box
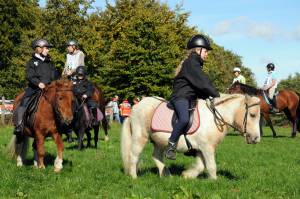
[0,123,300,198]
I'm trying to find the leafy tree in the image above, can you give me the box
[278,73,300,93]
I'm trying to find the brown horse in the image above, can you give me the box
[228,82,300,137]
[8,79,75,172]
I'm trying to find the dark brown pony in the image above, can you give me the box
[8,79,75,172]
[228,82,300,137]
[73,85,109,150]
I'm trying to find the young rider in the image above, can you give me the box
[165,34,220,160]
[232,67,246,84]
[262,63,278,113]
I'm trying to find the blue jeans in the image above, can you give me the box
[169,98,190,143]
[113,113,121,123]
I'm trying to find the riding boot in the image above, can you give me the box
[13,106,26,136]
[165,141,177,160]
[270,97,279,113]
[91,108,98,126]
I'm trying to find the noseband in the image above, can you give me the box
[207,97,260,136]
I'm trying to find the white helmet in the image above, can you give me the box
[233,67,241,72]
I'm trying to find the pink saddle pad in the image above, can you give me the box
[151,102,200,134]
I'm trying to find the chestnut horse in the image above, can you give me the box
[8,80,75,172]
[73,85,109,150]
[228,82,300,137]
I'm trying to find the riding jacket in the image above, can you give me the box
[170,52,220,102]
[26,53,59,89]
[73,78,94,99]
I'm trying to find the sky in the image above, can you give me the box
[40,0,300,85]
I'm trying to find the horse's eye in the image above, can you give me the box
[250,113,256,118]
[58,97,63,100]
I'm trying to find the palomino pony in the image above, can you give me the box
[121,94,261,179]
[72,85,109,150]
[228,82,300,137]
[8,80,75,172]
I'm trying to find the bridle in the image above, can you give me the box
[206,97,260,136]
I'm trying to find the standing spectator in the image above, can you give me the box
[105,98,114,124]
[62,39,85,79]
[232,67,246,84]
[119,99,131,123]
[112,95,121,124]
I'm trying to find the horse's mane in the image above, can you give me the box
[214,94,242,106]
[235,82,261,96]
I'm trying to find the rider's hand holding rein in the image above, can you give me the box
[39,83,46,89]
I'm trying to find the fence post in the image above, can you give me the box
[1,96,5,125]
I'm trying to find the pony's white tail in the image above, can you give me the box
[7,135,29,160]
[121,117,132,174]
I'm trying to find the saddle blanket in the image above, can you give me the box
[151,102,200,134]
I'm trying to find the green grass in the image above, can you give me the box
[0,124,300,198]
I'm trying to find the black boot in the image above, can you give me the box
[269,97,279,113]
[13,106,26,136]
[91,108,98,126]
[165,141,177,160]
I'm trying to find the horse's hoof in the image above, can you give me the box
[38,165,45,169]
[104,136,109,142]
[54,167,62,172]
[162,167,171,177]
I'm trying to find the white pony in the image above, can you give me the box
[121,94,261,179]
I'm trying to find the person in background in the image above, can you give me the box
[232,67,246,84]
[119,99,131,123]
[62,39,85,79]
[262,63,278,113]
[112,95,121,124]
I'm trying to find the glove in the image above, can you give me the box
[82,94,87,99]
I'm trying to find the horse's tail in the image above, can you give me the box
[121,117,132,174]
[7,135,29,160]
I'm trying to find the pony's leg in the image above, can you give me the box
[86,129,91,148]
[32,140,38,167]
[152,144,170,177]
[51,132,64,172]
[129,133,148,179]
[283,108,297,137]
[182,152,205,179]
[35,135,46,169]
[77,129,84,150]
[102,117,109,141]
[201,146,217,180]
[263,113,277,137]
[93,124,99,148]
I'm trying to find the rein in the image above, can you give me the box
[206,97,260,135]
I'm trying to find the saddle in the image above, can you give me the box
[151,101,200,134]
[13,90,43,129]
[82,104,103,127]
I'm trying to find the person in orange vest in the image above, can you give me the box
[119,99,131,123]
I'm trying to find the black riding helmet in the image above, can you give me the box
[32,39,53,49]
[76,66,87,78]
[187,34,212,50]
[266,63,275,70]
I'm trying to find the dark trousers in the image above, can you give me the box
[169,98,190,143]
[20,87,37,107]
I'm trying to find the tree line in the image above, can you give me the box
[1,0,285,100]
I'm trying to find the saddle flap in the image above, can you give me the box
[151,102,200,134]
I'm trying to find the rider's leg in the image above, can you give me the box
[14,88,34,136]
[165,98,190,160]
[268,87,278,113]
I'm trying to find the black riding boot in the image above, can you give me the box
[165,141,177,160]
[270,97,279,113]
[13,106,26,136]
[91,108,98,126]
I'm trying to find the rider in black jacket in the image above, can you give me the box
[166,34,220,160]
[73,66,98,125]
[14,39,59,136]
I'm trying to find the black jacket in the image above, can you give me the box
[73,78,94,98]
[170,52,220,101]
[26,54,59,89]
